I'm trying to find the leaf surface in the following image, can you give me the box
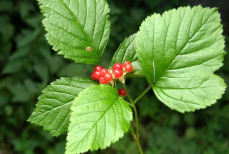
[136,6,226,112]
[28,77,96,136]
[39,0,110,65]
[66,85,132,153]
[110,34,144,77]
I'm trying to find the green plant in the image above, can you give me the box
[28,0,226,153]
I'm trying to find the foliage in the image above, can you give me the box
[28,0,226,153]
[39,0,110,65]
[136,6,226,113]
[28,77,97,137]
[66,85,132,153]
[0,0,229,154]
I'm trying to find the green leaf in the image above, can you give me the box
[153,74,226,113]
[28,77,96,136]
[39,0,110,65]
[10,46,30,60]
[136,6,226,113]
[110,34,144,77]
[2,59,22,75]
[66,85,132,153]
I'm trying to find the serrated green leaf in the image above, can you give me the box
[154,74,226,113]
[110,34,144,77]
[28,77,96,136]
[39,0,110,65]
[136,6,226,113]
[66,85,132,154]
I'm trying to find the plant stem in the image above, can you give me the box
[128,102,133,107]
[122,83,143,154]
[136,136,144,154]
[122,83,133,102]
[132,102,143,154]
[129,124,143,154]
[133,85,153,105]
[129,124,136,138]
[114,80,117,90]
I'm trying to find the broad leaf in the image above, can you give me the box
[153,74,226,113]
[28,77,96,136]
[66,85,132,153]
[136,6,226,113]
[39,0,110,65]
[110,34,143,77]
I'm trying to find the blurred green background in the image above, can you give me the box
[0,0,229,153]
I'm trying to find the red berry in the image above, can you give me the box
[94,71,101,80]
[118,88,127,96]
[104,72,113,82]
[91,72,96,80]
[100,68,109,76]
[125,64,133,72]
[94,65,103,72]
[113,63,123,71]
[99,76,107,84]
[113,69,123,78]
[123,61,131,67]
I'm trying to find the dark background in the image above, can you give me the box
[0,0,229,153]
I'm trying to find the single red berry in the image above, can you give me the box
[91,72,96,80]
[100,68,109,76]
[104,72,113,82]
[113,69,123,79]
[99,76,107,84]
[94,71,101,80]
[123,61,131,67]
[113,63,123,71]
[119,88,127,96]
[94,65,103,72]
[125,64,133,72]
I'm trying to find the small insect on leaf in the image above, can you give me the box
[86,47,93,52]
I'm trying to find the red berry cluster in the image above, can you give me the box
[91,61,133,84]
[91,66,112,84]
[118,88,127,97]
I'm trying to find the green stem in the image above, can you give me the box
[133,85,153,105]
[136,136,144,154]
[129,124,136,138]
[129,124,143,154]
[128,102,133,107]
[122,83,133,103]
[114,80,117,90]
[132,102,143,154]
[122,83,143,154]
